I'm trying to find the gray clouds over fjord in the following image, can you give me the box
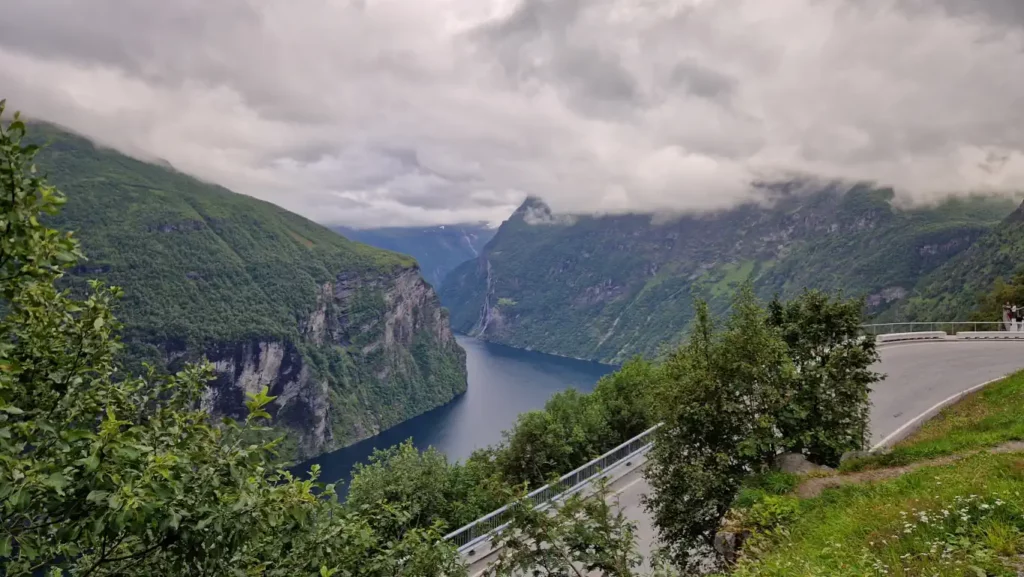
[1,0,1022,226]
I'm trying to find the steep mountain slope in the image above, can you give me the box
[334,224,495,288]
[441,188,1015,363]
[32,123,467,460]
[898,200,1024,321]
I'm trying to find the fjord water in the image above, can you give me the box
[302,335,616,494]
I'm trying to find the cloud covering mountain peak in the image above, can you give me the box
[2,0,1022,226]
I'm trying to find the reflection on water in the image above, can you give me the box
[299,335,616,495]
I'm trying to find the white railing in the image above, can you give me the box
[861,322,1005,336]
[443,424,661,553]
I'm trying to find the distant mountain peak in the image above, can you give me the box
[1006,199,1024,225]
[441,186,1016,363]
[513,196,576,226]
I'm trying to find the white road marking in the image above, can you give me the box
[614,475,646,497]
[871,375,1007,450]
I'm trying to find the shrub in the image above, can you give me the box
[768,289,882,466]
[743,496,800,532]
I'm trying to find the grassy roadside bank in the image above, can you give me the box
[721,370,1024,576]
[844,370,1024,472]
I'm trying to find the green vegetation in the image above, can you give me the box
[768,290,879,464]
[970,270,1024,323]
[645,287,878,571]
[345,287,878,575]
[726,371,1024,576]
[730,454,1024,576]
[0,107,463,575]
[897,202,1024,323]
[844,369,1024,472]
[345,440,508,536]
[442,191,1015,363]
[23,121,467,459]
[708,260,757,298]
[484,480,644,577]
[732,473,801,511]
[34,123,414,347]
[335,223,495,288]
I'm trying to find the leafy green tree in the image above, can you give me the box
[450,447,510,526]
[644,288,794,572]
[346,440,510,537]
[590,357,658,447]
[0,103,462,576]
[346,441,463,539]
[768,289,881,465]
[715,286,795,464]
[498,389,608,487]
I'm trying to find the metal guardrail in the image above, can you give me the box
[958,331,1024,340]
[875,331,947,344]
[443,423,662,553]
[861,322,1006,336]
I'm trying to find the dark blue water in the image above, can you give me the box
[301,335,616,493]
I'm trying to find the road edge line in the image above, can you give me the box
[870,375,1008,451]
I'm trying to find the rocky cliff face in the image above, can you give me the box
[184,267,465,459]
[441,187,1015,363]
[900,200,1024,322]
[32,122,468,462]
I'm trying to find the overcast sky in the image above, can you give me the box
[1,0,1023,227]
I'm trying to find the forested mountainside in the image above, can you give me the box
[896,200,1024,322]
[441,188,1016,363]
[334,224,495,288]
[31,123,467,460]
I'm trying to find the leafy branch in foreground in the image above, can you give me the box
[484,480,644,577]
[0,102,463,576]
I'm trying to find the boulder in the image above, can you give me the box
[713,529,749,564]
[774,452,834,475]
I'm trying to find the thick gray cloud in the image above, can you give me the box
[1,0,1023,227]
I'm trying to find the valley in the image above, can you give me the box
[300,335,615,493]
[334,224,495,289]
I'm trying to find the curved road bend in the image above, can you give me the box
[468,340,1024,575]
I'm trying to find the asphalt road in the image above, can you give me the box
[469,339,1024,575]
